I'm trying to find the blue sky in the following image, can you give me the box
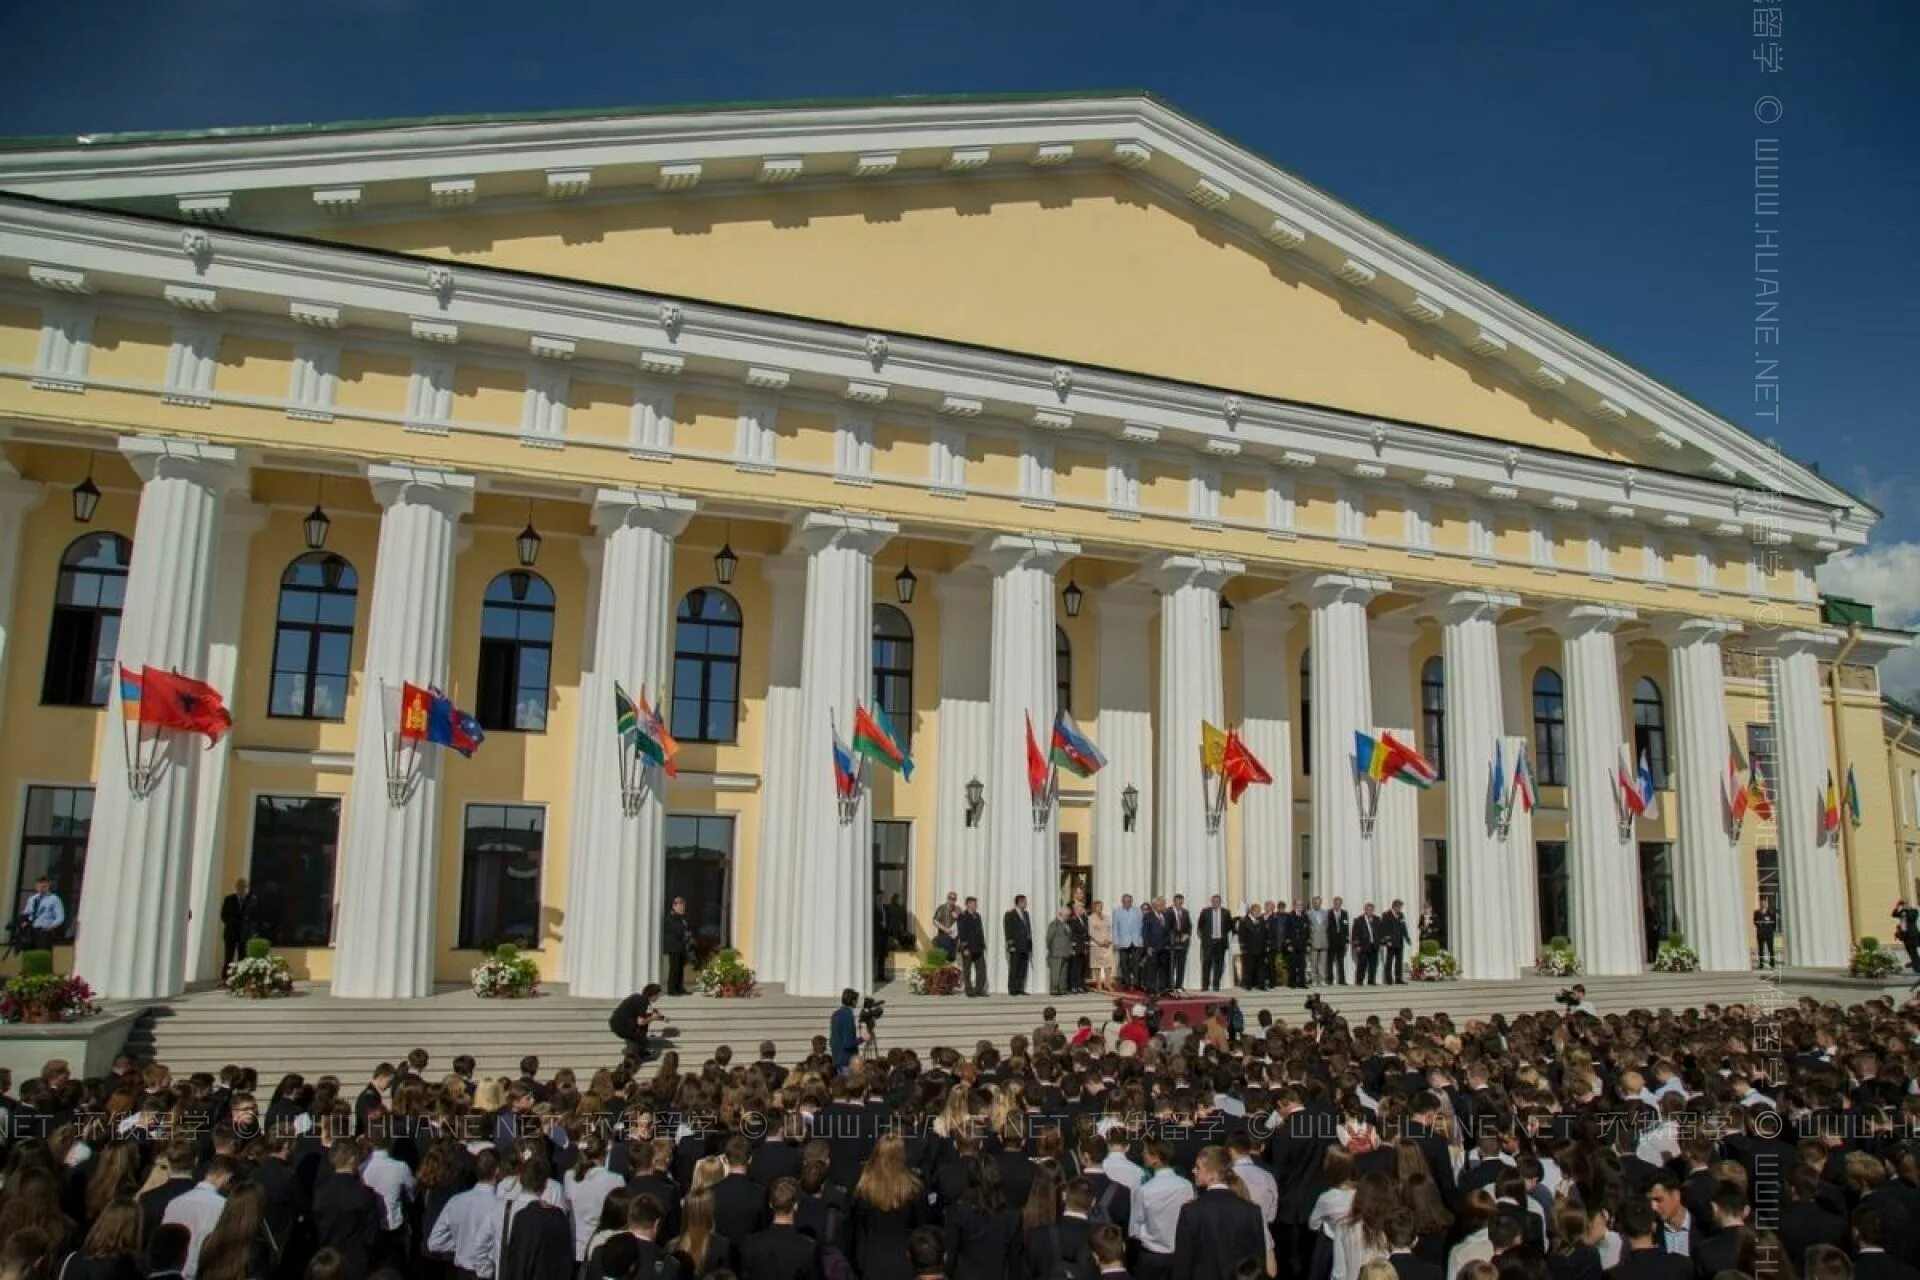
[2,1,1915,665]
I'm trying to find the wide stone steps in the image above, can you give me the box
[118,968,1888,1079]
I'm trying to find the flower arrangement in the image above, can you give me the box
[225,937,294,998]
[1410,938,1460,981]
[1651,935,1700,973]
[1535,936,1582,977]
[470,944,541,998]
[1,951,101,1024]
[907,950,962,996]
[697,948,758,998]
[1849,936,1903,980]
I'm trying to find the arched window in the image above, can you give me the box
[476,571,554,733]
[43,533,132,707]
[1300,648,1312,776]
[1533,667,1567,787]
[672,587,742,743]
[873,604,914,747]
[1421,656,1447,781]
[270,553,358,720]
[1633,677,1670,788]
[1056,625,1073,716]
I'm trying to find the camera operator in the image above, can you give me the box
[1304,993,1341,1038]
[830,988,866,1075]
[1554,983,1596,1016]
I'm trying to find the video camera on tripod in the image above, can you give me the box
[858,996,885,1029]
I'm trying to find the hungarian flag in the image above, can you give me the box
[1025,712,1052,800]
[139,666,232,745]
[1822,770,1842,836]
[1845,764,1862,829]
[1049,710,1106,779]
[853,703,913,780]
[1221,729,1272,803]
[637,687,677,778]
[1512,743,1536,814]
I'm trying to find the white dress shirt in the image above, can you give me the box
[1232,1156,1279,1226]
[22,891,64,932]
[565,1166,625,1260]
[429,1182,502,1279]
[1130,1166,1195,1257]
[362,1149,416,1231]
[1447,1228,1493,1280]
[1101,1150,1146,1190]
[162,1180,228,1278]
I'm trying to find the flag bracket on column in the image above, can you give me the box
[384,680,485,806]
[832,711,864,826]
[1026,712,1058,833]
[1352,729,1435,838]
[118,664,232,800]
[1200,721,1228,835]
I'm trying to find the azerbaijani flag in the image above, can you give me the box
[853,703,913,780]
[1049,710,1107,779]
[1822,770,1842,835]
[832,722,859,798]
[1512,743,1536,814]
[1026,712,1052,799]
[1845,764,1862,829]
[119,663,144,721]
[1222,729,1272,802]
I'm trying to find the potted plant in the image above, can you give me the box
[1535,936,1581,977]
[1849,936,1903,980]
[1410,938,1460,981]
[1651,934,1699,973]
[907,950,962,996]
[1,950,101,1024]
[225,937,294,998]
[470,944,542,998]
[697,948,758,998]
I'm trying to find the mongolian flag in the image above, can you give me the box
[1221,729,1272,803]
[1049,710,1107,779]
[1845,764,1863,829]
[398,682,483,757]
[1026,712,1052,800]
[138,666,232,745]
[853,703,913,780]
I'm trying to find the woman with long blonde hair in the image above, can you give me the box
[668,1186,737,1276]
[852,1134,923,1280]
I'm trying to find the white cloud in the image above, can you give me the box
[1819,542,1920,702]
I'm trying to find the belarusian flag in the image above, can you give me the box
[853,703,913,780]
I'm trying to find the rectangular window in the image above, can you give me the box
[1638,842,1676,956]
[459,805,545,950]
[1536,841,1570,944]
[874,820,912,925]
[664,814,735,955]
[13,785,92,942]
[247,796,341,946]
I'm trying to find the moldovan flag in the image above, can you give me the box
[853,702,913,780]
[1845,764,1862,829]
[1746,769,1775,823]
[1822,770,1842,836]
[1200,721,1229,775]
[138,666,232,745]
[1221,729,1272,803]
[1025,712,1052,799]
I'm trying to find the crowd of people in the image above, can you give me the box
[1,982,1917,1280]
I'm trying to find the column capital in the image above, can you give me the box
[591,487,696,538]
[967,532,1078,576]
[1424,588,1520,626]
[1290,571,1390,610]
[120,435,244,489]
[366,463,476,517]
[1646,615,1743,647]
[1537,601,1636,638]
[1137,552,1244,595]
[789,510,897,558]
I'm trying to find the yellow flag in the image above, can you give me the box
[1200,721,1228,774]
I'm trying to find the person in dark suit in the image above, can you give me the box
[1855,1205,1920,1280]
[1754,897,1780,969]
[713,1133,770,1246]
[1382,899,1410,984]
[1169,895,1193,991]
[1197,896,1233,992]
[741,1177,821,1280]
[217,878,257,979]
[1237,904,1267,990]
[608,983,663,1065]
[1172,1147,1269,1280]
[1353,904,1382,985]
[1141,899,1170,996]
[1283,900,1310,989]
[1611,1200,1694,1280]
[1028,1177,1100,1278]
[1692,1184,1752,1279]
[662,896,697,996]
[1892,900,1920,973]
[1067,902,1092,994]
[1327,896,1351,985]
[874,891,891,985]
[957,897,988,997]
[1004,895,1035,997]
[1387,1214,1444,1280]
[314,1142,383,1274]
[1780,1166,1848,1272]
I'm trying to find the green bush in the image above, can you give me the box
[1420,939,1441,956]
[1547,936,1572,951]
[495,943,522,962]
[21,950,53,978]
[245,937,272,961]
[1859,936,1881,950]
[1664,933,1687,947]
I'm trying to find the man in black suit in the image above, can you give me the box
[1169,894,1194,991]
[1068,902,1091,993]
[1855,1204,1920,1280]
[218,878,256,979]
[1285,899,1311,988]
[1173,1146,1270,1280]
[1386,1214,1443,1280]
[873,890,890,984]
[741,1177,820,1280]
[1754,897,1780,969]
[1327,896,1351,985]
[1028,1176,1100,1278]
[1382,898,1410,984]
[1893,900,1920,972]
[1141,898,1170,995]
[712,1133,770,1247]
[1780,1166,1848,1272]
[1405,1092,1458,1208]
[1267,1086,1336,1278]
[1612,1199,1695,1280]
[1198,895,1233,992]
[1693,1183,1751,1279]
[662,895,696,996]
[957,897,988,997]
[1004,894,1035,997]
[1237,903,1267,989]
[1353,903,1382,985]
[589,1193,680,1280]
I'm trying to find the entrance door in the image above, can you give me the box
[664,814,735,963]
[1059,833,1090,911]
[1536,841,1570,944]
[1421,839,1449,947]
[1638,842,1677,961]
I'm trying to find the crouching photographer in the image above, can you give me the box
[1555,983,1596,1015]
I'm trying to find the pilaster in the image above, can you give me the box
[0,463,47,743]
[1094,585,1157,906]
[1236,595,1294,908]
[1293,573,1390,910]
[931,571,994,912]
[750,554,807,983]
[1655,616,1749,971]
[1144,554,1241,903]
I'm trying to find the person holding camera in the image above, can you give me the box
[1891,899,1919,972]
[609,983,664,1064]
[1555,984,1596,1016]
[830,988,864,1073]
[18,873,65,951]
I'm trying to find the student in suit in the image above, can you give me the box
[1004,895,1035,997]
[1237,905,1267,990]
[1197,895,1233,993]
[1754,897,1780,969]
[1027,1177,1100,1279]
[1169,895,1194,991]
[1382,899,1410,984]
[1172,1146,1270,1280]
[1609,1200,1694,1280]
[741,1177,821,1280]
[957,897,988,997]
[1353,903,1383,985]
[1892,899,1919,973]
[1140,900,1170,996]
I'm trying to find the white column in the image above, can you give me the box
[1543,604,1641,975]
[786,513,895,996]
[750,555,806,983]
[979,535,1075,990]
[564,490,695,998]
[1236,596,1294,907]
[1148,555,1240,902]
[932,571,993,914]
[1497,631,1540,959]
[1433,590,1523,979]
[559,540,604,988]
[1368,616,1421,917]
[1659,617,1750,971]
[1295,574,1390,910]
[0,462,45,741]
[330,465,475,999]
[74,437,240,999]
[1771,631,1849,967]
[1094,585,1156,905]
[184,500,266,985]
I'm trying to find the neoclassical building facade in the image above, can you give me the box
[0,94,1908,1001]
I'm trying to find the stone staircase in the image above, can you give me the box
[113,968,1898,1079]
